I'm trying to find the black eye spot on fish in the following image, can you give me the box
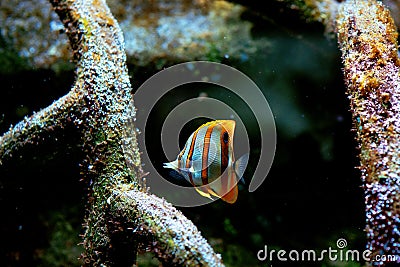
[223,131,229,144]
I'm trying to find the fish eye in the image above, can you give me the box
[223,131,229,144]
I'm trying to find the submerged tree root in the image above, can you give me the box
[0,0,224,265]
[285,0,400,265]
[2,0,399,266]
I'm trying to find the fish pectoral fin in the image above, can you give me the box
[234,153,249,182]
[195,186,213,200]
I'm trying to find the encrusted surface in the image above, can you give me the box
[0,0,70,69]
[1,0,259,70]
[1,0,225,265]
[277,0,400,263]
[336,0,400,262]
[120,190,224,266]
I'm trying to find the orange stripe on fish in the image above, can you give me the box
[202,124,215,185]
[186,129,199,186]
[163,119,245,204]
[186,130,198,165]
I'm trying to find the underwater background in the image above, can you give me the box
[0,1,365,266]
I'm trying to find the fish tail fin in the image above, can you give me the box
[163,160,179,170]
[234,153,249,184]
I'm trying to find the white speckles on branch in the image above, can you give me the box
[122,190,224,266]
[336,0,400,261]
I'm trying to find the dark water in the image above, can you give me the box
[141,7,365,267]
[0,2,365,267]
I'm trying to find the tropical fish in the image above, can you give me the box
[163,120,247,204]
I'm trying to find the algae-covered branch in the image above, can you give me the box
[283,0,400,264]
[0,0,224,265]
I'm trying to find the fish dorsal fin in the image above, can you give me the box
[234,153,249,181]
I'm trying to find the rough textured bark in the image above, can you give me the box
[2,0,399,265]
[0,0,255,70]
[286,0,400,265]
[0,0,223,266]
[336,0,400,263]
